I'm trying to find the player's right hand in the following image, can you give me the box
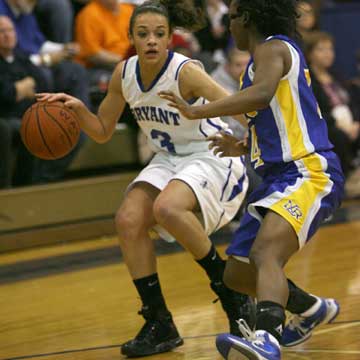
[36,93,85,112]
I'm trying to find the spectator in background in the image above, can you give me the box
[194,0,229,72]
[0,15,45,187]
[211,47,249,138]
[304,31,360,196]
[0,10,88,186]
[296,0,318,38]
[75,0,134,107]
[0,0,89,107]
[348,49,360,128]
[347,49,360,196]
[71,0,89,16]
[35,0,74,43]
[75,0,133,69]
[170,29,200,59]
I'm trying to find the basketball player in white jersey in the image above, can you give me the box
[36,0,254,357]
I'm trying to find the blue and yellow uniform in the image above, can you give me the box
[227,35,345,259]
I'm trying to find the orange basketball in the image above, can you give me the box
[20,101,81,160]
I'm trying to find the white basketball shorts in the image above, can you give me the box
[128,150,248,237]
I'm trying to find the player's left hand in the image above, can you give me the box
[208,131,248,157]
[158,90,199,119]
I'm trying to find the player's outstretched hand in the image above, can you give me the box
[36,93,85,112]
[208,131,248,157]
[158,90,199,119]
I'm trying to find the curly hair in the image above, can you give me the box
[129,0,206,34]
[231,0,300,38]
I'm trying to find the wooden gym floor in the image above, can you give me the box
[0,202,359,360]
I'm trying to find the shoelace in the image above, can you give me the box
[236,319,265,346]
[287,314,308,333]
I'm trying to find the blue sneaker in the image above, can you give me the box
[216,319,281,359]
[282,298,340,347]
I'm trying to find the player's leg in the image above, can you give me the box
[153,179,210,258]
[116,182,183,357]
[280,152,344,347]
[220,230,340,355]
[217,210,296,360]
[153,177,255,336]
[219,232,337,343]
[116,182,159,278]
[251,210,298,337]
[217,153,344,359]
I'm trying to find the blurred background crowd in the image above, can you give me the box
[0,0,359,199]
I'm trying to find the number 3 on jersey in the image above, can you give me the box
[250,126,264,169]
[151,129,176,153]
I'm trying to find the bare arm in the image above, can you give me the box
[95,63,127,142]
[36,62,126,143]
[177,61,247,127]
[160,40,291,120]
[88,50,123,69]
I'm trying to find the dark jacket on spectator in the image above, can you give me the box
[0,49,48,118]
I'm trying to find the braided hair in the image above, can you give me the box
[129,0,206,34]
[230,0,300,38]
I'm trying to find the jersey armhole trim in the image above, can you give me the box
[175,59,191,80]
[280,41,298,81]
[175,59,205,80]
[122,59,129,79]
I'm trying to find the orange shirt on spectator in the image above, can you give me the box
[75,1,134,67]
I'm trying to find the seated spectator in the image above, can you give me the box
[296,0,318,37]
[171,29,200,59]
[194,0,229,72]
[211,47,249,138]
[35,0,74,43]
[71,0,89,17]
[295,0,322,52]
[75,0,134,69]
[304,31,360,196]
[0,0,89,106]
[346,49,360,196]
[0,15,46,188]
[348,49,360,129]
[75,0,133,69]
[74,0,134,107]
[0,14,85,188]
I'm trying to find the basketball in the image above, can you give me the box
[20,101,81,160]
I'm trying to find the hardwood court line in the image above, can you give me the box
[332,319,360,324]
[0,344,121,360]
[0,333,218,360]
[311,321,360,337]
[3,340,360,360]
[285,349,360,355]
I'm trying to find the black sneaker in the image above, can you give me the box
[121,307,184,358]
[211,281,256,337]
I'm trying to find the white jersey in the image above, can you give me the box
[121,51,230,155]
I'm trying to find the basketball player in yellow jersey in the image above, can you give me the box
[159,0,345,358]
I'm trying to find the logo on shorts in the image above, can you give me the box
[283,200,303,220]
[200,180,208,189]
